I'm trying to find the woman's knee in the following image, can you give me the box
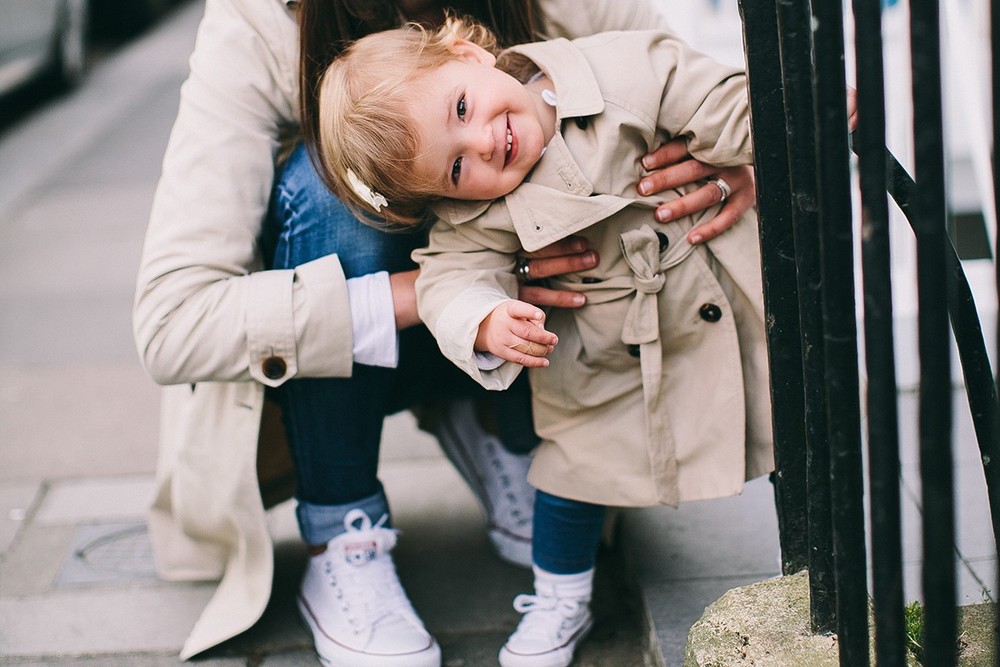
[267,143,423,275]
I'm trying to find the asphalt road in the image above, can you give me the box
[0,2,199,481]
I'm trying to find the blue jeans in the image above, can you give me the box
[265,144,535,545]
[532,490,607,574]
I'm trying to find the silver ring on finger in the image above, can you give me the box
[516,258,532,282]
[710,177,731,203]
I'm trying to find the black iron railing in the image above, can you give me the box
[737,0,1000,665]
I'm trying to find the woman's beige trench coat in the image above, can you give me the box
[415,33,774,508]
[131,0,688,659]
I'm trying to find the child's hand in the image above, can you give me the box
[475,300,558,368]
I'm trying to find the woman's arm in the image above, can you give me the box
[133,0,355,387]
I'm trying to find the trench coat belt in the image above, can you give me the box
[619,225,696,504]
[544,225,697,503]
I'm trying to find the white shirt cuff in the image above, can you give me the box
[474,351,505,371]
[347,272,399,368]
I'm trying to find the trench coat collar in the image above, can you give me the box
[431,38,634,252]
[506,38,606,121]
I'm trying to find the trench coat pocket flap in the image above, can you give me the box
[507,185,631,252]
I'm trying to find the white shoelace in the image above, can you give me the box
[323,510,422,634]
[510,593,586,643]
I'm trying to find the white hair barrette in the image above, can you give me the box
[347,169,388,212]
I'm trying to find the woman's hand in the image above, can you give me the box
[515,236,598,309]
[637,138,756,244]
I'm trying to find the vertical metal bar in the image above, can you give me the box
[850,0,905,664]
[809,1,870,665]
[737,0,810,576]
[991,0,1000,664]
[909,0,957,665]
[773,0,835,633]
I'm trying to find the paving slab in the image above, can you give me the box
[0,365,160,480]
[0,523,78,596]
[620,476,781,583]
[0,585,214,657]
[35,476,155,526]
[0,480,42,554]
[1,656,241,666]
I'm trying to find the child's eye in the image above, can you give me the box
[451,157,463,185]
[456,95,466,120]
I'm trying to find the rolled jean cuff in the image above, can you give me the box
[296,488,390,546]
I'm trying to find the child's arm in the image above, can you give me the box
[475,300,558,368]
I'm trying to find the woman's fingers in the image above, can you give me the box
[649,164,756,244]
[519,284,586,308]
[638,157,715,196]
[640,137,691,171]
[653,180,727,223]
[520,235,589,259]
[520,249,598,282]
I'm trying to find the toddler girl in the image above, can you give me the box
[316,17,774,667]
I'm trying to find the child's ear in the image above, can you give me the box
[451,39,497,66]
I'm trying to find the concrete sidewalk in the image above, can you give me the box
[0,1,994,666]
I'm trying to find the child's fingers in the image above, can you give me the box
[488,339,551,367]
[502,301,558,345]
[503,300,546,322]
[516,320,558,345]
[505,340,553,368]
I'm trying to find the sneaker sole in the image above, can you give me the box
[297,595,442,667]
[497,616,594,667]
[488,527,532,569]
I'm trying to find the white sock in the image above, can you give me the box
[532,565,594,600]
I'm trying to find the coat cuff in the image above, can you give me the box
[244,255,353,387]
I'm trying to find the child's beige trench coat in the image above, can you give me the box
[132,0,690,659]
[415,33,775,508]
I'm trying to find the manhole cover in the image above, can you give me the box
[56,521,157,587]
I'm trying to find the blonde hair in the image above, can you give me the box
[317,16,500,229]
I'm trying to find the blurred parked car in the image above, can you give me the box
[88,0,190,42]
[0,0,89,95]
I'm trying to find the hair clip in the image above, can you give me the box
[347,169,388,212]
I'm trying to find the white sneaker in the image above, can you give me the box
[498,586,593,667]
[431,399,534,568]
[297,509,441,667]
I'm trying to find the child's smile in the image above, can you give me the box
[408,41,556,201]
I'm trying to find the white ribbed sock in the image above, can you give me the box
[532,565,594,600]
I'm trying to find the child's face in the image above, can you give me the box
[408,43,549,201]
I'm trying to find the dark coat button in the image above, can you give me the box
[262,356,287,380]
[627,344,641,358]
[574,116,588,130]
[699,303,722,322]
[655,231,670,251]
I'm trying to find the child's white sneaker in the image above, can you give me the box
[430,399,534,568]
[498,569,594,667]
[297,509,440,667]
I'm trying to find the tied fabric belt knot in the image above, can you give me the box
[617,225,697,505]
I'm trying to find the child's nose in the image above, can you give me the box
[474,124,495,160]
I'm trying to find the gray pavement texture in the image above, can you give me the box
[0,2,995,666]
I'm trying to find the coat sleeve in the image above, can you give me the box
[132,0,354,388]
[412,213,524,391]
[578,31,752,169]
[647,33,753,166]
